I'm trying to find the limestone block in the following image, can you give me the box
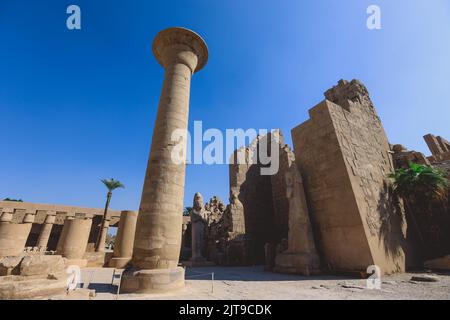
[19,255,65,276]
[83,251,105,267]
[0,273,68,300]
[291,80,406,275]
[49,288,96,300]
[0,255,24,276]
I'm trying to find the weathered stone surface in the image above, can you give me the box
[49,288,96,300]
[204,196,226,263]
[226,131,291,264]
[56,217,92,260]
[0,221,32,257]
[35,211,56,250]
[0,273,68,300]
[391,144,430,168]
[122,27,207,293]
[83,251,105,267]
[291,79,406,275]
[19,255,65,276]
[424,134,450,162]
[274,165,321,275]
[0,255,24,276]
[424,255,450,271]
[109,210,138,269]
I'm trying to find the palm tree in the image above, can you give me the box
[388,162,448,246]
[389,162,448,204]
[95,178,125,252]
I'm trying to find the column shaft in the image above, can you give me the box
[36,212,56,249]
[109,210,138,268]
[132,62,192,269]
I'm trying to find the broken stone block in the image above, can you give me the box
[83,251,105,267]
[0,255,24,276]
[0,273,68,300]
[19,255,65,277]
[49,288,96,300]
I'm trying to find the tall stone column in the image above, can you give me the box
[121,27,208,294]
[36,211,56,250]
[109,210,138,268]
[0,208,35,257]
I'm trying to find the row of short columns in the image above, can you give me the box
[0,208,138,269]
[0,208,35,257]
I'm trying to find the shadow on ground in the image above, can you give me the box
[185,265,353,282]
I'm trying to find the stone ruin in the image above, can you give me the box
[187,79,415,275]
[0,202,138,299]
[292,79,406,274]
[1,24,449,298]
[391,134,450,265]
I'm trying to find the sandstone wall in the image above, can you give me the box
[292,79,406,274]
[228,131,291,263]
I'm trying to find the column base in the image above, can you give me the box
[273,252,321,275]
[119,267,185,294]
[108,257,132,269]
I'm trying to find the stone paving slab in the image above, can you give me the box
[73,266,450,300]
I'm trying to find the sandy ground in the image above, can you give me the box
[70,266,450,300]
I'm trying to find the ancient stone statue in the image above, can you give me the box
[274,165,321,275]
[190,193,208,261]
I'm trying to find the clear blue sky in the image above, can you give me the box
[1,0,449,211]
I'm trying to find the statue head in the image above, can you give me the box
[193,192,204,211]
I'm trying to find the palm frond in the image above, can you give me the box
[101,178,125,191]
[389,161,448,203]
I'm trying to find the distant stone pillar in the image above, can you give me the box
[36,211,56,250]
[121,27,208,294]
[95,215,110,253]
[0,208,34,257]
[109,210,138,268]
[56,216,93,267]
